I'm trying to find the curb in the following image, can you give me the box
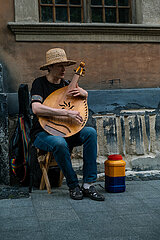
[97,170,160,181]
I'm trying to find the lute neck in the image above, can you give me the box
[67,61,85,90]
[68,73,80,90]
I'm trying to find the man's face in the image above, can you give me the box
[49,63,66,79]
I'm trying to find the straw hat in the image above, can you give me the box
[40,48,76,70]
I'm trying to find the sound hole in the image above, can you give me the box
[59,101,74,110]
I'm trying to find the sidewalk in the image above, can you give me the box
[0,180,160,240]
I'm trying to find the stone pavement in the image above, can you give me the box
[0,180,160,240]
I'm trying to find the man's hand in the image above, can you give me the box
[67,83,88,98]
[67,110,83,124]
[32,102,82,124]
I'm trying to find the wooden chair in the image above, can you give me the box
[37,149,64,194]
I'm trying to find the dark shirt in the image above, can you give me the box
[30,75,69,142]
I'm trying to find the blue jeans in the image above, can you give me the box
[33,127,97,189]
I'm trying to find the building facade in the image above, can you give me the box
[1,0,160,183]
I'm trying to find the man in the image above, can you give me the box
[30,48,105,201]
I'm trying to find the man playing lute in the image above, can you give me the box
[30,48,105,201]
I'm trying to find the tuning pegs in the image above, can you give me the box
[74,62,85,76]
[81,68,85,76]
[80,62,85,68]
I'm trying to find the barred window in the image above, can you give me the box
[91,0,132,23]
[39,0,84,23]
[39,0,132,23]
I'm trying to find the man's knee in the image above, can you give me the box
[86,127,97,138]
[52,137,68,152]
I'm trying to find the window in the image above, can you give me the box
[91,0,132,23]
[39,0,84,23]
[39,0,132,23]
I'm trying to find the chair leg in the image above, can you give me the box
[58,171,64,187]
[40,163,52,194]
[38,151,64,193]
[38,152,51,191]
[39,173,45,190]
[39,169,47,190]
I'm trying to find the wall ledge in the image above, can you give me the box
[8,22,160,42]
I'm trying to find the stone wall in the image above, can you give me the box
[94,111,160,170]
[0,64,9,185]
[72,88,160,176]
[0,94,9,185]
[64,110,160,179]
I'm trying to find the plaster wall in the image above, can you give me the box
[14,0,39,22]
[141,0,160,24]
[1,1,160,93]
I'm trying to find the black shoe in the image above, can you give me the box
[69,185,83,200]
[82,185,105,201]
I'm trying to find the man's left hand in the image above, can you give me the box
[67,84,88,98]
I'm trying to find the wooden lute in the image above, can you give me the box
[39,62,88,137]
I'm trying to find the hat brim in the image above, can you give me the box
[40,60,76,71]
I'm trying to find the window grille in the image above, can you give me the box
[39,0,132,24]
[39,0,84,23]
